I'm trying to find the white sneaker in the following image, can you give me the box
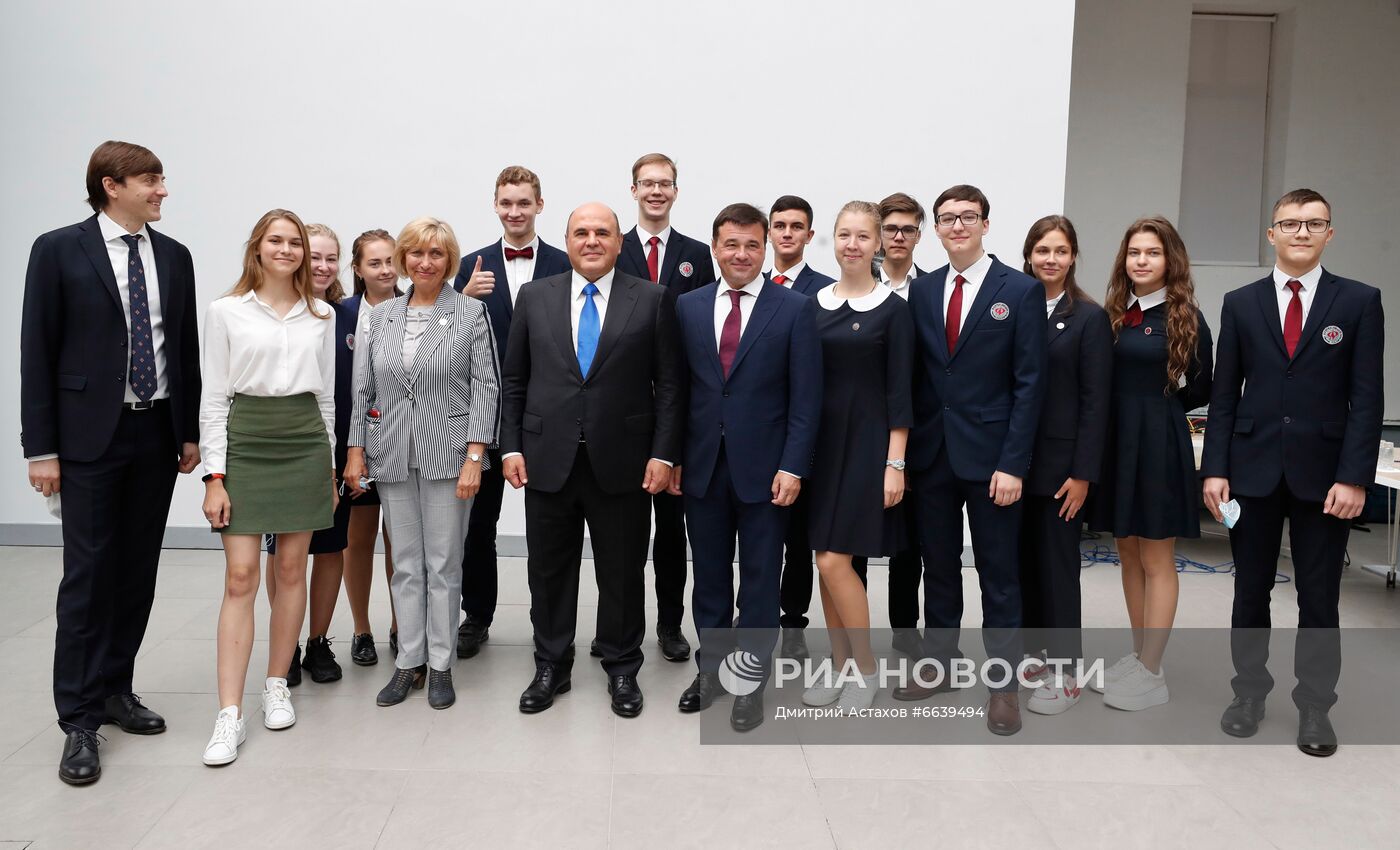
[202,706,246,766]
[836,673,881,712]
[802,681,845,707]
[262,678,296,729]
[1026,674,1082,716]
[1088,652,1138,694]
[1102,658,1169,711]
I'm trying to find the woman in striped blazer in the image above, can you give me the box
[343,217,500,710]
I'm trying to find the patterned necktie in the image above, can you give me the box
[646,236,661,283]
[1123,301,1144,328]
[719,289,744,377]
[504,246,534,261]
[577,282,601,375]
[945,274,966,355]
[1283,279,1303,357]
[121,234,156,401]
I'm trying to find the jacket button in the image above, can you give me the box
[1286,372,1293,378]
[945,369,951,376]
[723,391,730,398]
[944,404,950,410]
[1283,416,1292,424]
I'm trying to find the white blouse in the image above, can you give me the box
[199,291,337,475]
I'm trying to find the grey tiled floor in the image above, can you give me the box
[1,529,1398,849]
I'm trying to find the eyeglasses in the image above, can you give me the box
[881,225,921,239]
[635,179,676,191]
[935,212,983,228]
[1272,219,1330,234]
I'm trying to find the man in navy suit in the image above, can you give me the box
[616,153,717,664]
[670,203,822,732]
[763,195,835,662]
[21,141,202,784]
[897,185,1046,737]
[452,166,571,659]
[1202,189,1385,757]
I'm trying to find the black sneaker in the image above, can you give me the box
[302,636,343,683]
[351,633,378,667]
[286,644,302,687]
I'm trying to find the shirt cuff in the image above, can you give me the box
[501,452,523,461]
[650,458,674,467]
[25,454,59,462]
[779,470,801,480]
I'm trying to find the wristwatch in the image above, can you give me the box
[885,459,906,471]
[467,452,483,463]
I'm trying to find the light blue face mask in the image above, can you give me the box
[1219,498,1242,529]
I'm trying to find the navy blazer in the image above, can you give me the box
[619,227,715,295]
[764,264,835,296]
[675,281,823,503]
[330,296,366,471]
[20,214,201,461]
[453,237,571,359]
[1200,270,1384,501]
[908,258,1047,480]
[1026,297,1114,496]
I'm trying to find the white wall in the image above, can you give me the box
[0,0,1075,543]
[1065,0,1400,418]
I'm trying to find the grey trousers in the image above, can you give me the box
[378,471,473,671]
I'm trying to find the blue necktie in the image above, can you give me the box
[577,282,600,376]
[121,234,157,401]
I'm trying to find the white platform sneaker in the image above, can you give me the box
[1088,652,1138,694]
[1102,658,1169,711]
[202,706,246,766]
[262,678,296,730]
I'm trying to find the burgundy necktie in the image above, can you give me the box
[945,274,966,355]
[1123,301,1144,328]
[1283,279,1303,357]
[772,274,788,286]
[504,246,534,261]
[719,289,744,377]
[646,236,660,283]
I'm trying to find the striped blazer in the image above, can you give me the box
[349,283,500,483]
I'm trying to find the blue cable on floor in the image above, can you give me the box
[1078,541,1292,585]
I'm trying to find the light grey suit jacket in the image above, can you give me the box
[349,283,500,482]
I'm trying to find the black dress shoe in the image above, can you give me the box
[657,626,691,662]
[678,672,722,713]
[457,617,490,659]
[780,628,810,662]
[1297,706,1338,757]
[351,633,378,667]
[59,729,103,786]
[286,644,303,687]
[389,630,399,658]
[609,675,644,717]
[302,636,343,683]
[1220,696,1265,738]
[428,668,456,710]
[376,665,426,707]
[520,664,572,714]
[731,692,765,732]
[103,693,166,735]
[589,639,602,658]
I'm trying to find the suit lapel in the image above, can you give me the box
[794,266,818,296]
[657,233,683,287]
[586,275,639,380]
[951,263,1009,360]
[622,231,651,282]
[148,227,174,319]
[481,241,514,321]
[79,217,122,309]
[407,285,457,382]
[532,239,561,281]
[382,297,412,392]
[1291,270,1340,362]
[726,282,780,381]
[1252,276,1287,358]
[927,268,950,364]
[545,275,585,381]
[1047,297,1073,346]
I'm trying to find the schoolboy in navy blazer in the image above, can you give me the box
[450,167,570,655]
[671,204,821,731]
[900,186,1045,736]
[1202,189,1384,754]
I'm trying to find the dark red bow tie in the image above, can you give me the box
[504,246,534,260]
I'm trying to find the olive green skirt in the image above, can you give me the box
[221,393,334,535]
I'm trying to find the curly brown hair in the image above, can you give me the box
[1104,216,1199,394]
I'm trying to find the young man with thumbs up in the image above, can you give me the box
[453,166,571,659]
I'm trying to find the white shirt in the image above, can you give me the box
[199,292,337,475]
[570,270,613,350]
[1127,286,1168,311]
[502,235,540,304]
[1272,264,1323,329]
[816,282,894,312]
[881,262,919,301]
[1046,292,1065,318]
[767,260,807,287]
[941,252,992,329]
[713,276,767,349]
[99,212,168,402]
[401,307,434,372]
[635,224,672,280]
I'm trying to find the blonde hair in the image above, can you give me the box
[393,217,461,288]
[305,222,345,303]
[834,200,882,234]
[231,209,328,318]
[631,152,677,183]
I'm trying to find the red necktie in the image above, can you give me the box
[504,246,534,260]
[646,236,660,283]
[719,289,744,377]
[1283,279,1303,357]
[772,274,788,286]
[945,274,966,355]
[1123,301,1144,328]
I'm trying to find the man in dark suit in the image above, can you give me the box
[761,195,833,662]
[671,203,823,732]
[21,141,202,785]
[897,185,1046,737]
[615,152,716,664]
[500,202,682,718]
[452,166,571,660]
[1202,188,1385,757]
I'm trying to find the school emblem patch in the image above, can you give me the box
[990,302,1010,321]
[345,333,355,350]
[679,262,694,278]
[1322,325,1343,345]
